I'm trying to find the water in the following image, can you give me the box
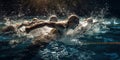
[0,17,120,60]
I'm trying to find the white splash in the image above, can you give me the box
[59,17,110,45]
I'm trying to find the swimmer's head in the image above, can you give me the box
[67,15,79,29]
[32,18,38,22]
[49,15,58,22]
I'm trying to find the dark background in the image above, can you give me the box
[0,0,120,18]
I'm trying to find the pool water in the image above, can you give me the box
[0,17,120,60]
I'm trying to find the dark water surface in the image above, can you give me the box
[0,17,120,60]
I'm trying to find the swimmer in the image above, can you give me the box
[18,15,59,33]
[19,14,79,45]
[2,14,80,45]
[2,20,30,33]
[25,15,79,33]
[49,15,58,22]
[2,17,45,33]
[79,17,97,34]
[71,17,97,36]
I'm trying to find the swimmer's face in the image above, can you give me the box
[67,15,79,29]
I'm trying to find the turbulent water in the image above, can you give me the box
[0,17,120,60]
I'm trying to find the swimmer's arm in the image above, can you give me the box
[25,22,50,33]
[25,22,65,33]
[26,22,55,29]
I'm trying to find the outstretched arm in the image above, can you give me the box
[25,22,66,33]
